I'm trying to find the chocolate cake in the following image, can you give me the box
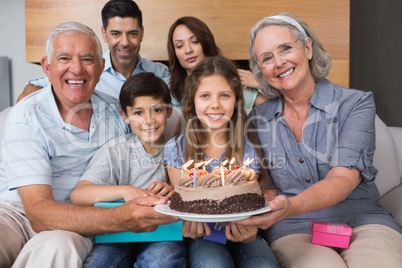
[169,168,265,214]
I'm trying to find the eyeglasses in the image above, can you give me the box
[257,38,299,67]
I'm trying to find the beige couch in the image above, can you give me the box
[1,106,401,225]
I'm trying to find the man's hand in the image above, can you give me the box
[118,195,179,233]
[18,184,178,235]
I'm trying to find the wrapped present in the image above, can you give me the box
[94,200,183,243]
[310,220,352,249]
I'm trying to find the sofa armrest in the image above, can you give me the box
[374,115,401,196]
[380,184,402,226]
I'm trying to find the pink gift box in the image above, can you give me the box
[310,220,352,249]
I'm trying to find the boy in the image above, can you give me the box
[70,72,186,267]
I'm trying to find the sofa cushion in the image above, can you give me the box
[164,107,182,140]
[0,107,12,149]
[389,127,402,179]
[374,115,401,197]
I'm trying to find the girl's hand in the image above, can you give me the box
[181,221,211,238]
[122,186,153,202]
[147,181,174,199]
[222,222,258,243]
[238,69,260,89]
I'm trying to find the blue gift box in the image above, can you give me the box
[94,200,183,243]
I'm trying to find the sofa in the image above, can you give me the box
[1,106,401,226]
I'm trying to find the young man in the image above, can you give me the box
[17,0,169,101]
[0,22,177,268]
[70,72,187,267]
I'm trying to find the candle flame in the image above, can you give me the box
[229,157,236,165]
[222,159,229,166]
[242,158,254,167]
[194,161,204,169]
[183,159,194,170]
[204,158,214,166]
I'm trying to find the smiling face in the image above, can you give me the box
[194,75,236,133]
[102,16,144,76]
[42,32,104,110]
[172,24,205,75]
[253,25,314,95]
[121,96,172,153]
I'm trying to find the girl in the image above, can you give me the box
[164,56,279,268]
[166,16,268,109]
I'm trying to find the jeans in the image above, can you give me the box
[83,241,187,268]
[186,234,280,268]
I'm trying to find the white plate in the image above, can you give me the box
[154,203,271,222]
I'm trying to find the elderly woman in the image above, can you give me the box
[239,13,402,267]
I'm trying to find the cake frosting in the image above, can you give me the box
[169,167,265,214]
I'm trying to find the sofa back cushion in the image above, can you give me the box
[374,115,401,197]
[0,107,12,150]
[389,127,402,179]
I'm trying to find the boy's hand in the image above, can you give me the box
[221,222,258,243]
[147,181,174,198]
[122,186,153,202]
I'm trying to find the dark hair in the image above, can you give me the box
[167,16,222,103]
[101,0,143,29]
[120,72,171,114]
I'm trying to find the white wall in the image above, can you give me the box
[0,0,45,105]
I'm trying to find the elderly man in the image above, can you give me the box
[17,0,169,102]
[0,21,177,267]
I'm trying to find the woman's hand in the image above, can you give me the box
[235,195,293,230]
[181,221,211,238]
[238,69,260,89]
[147,181,174,199]
[263,189,278,201]
[222,222,258,243]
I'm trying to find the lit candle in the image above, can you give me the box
[181,159,194,176]
[221,159,228,186]
[242,157,254,170]
[192,161,204,188]
[203,158,214,171]
[228,157,235,171]
[193,167,196,187]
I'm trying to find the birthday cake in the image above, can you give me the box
[169,164,265,214]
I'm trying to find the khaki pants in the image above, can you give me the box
[271,224,402,268]
[0,201,92,268]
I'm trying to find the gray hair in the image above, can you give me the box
[46,21,103,64]
[249,13,332,98]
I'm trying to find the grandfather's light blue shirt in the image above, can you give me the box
[248,79,401,243]
[27,51,169,99]
[0,85,130,203]
[164,134,260,174]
